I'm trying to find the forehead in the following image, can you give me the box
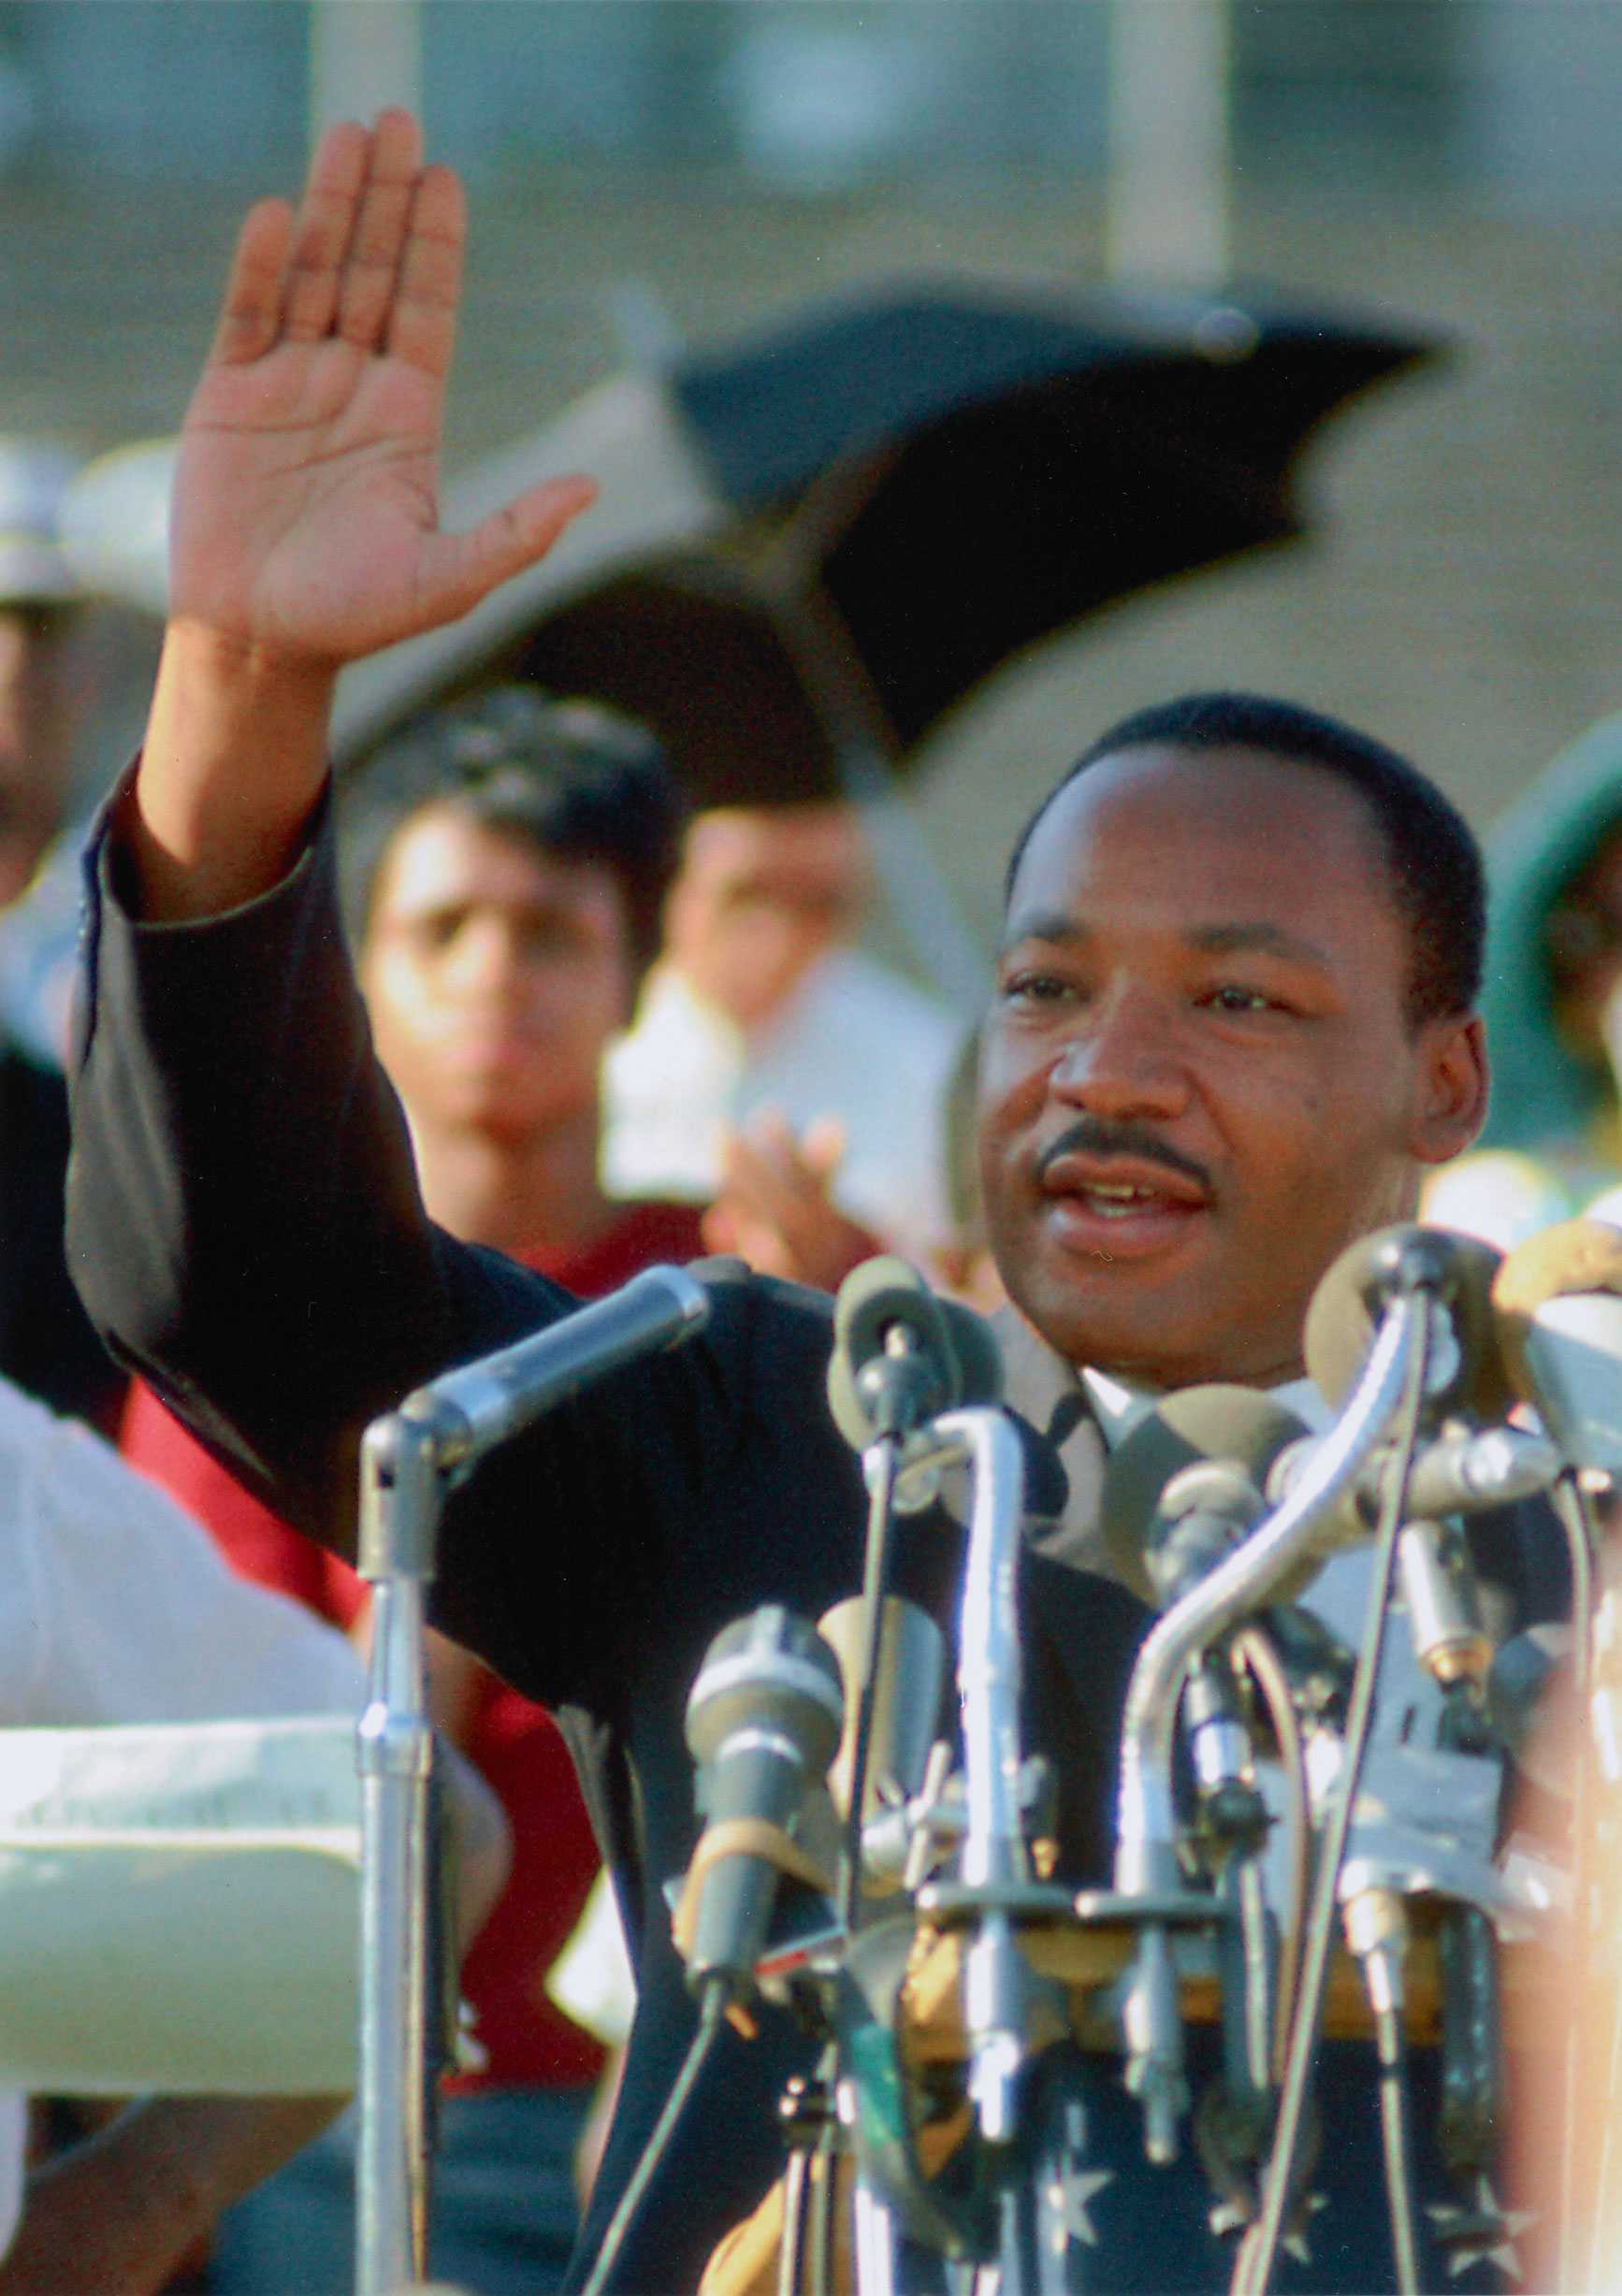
[1007,744,1397,943]
[685,804,868,885]
[373,801,623,917]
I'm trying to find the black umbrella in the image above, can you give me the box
[335,278,1439,807]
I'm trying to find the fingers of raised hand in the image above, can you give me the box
[384,163,466,377]
[282,118,372,342]
[338,108,428,351]
[208,198,296,367]
[420,472,598,624]
[218,111,435,361]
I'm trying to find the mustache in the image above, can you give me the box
[1036,1118,1212,1196]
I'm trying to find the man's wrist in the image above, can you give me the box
[129,621,338,919]
[161,616,343,695]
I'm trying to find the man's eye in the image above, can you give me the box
[1205,984,1277,1015]
[410,914,464,952]
[1002,972,1075,1006]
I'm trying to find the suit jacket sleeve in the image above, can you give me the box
[63,773,752,1721]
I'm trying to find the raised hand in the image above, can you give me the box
[135,112,595,917]
[169,108,594,668]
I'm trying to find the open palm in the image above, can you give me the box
[168,110,592,668]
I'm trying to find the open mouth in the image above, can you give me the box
[1066,1179,1183,1220]
[1037,1154,1209,1252]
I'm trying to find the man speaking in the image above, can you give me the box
[67,113,1506,2292]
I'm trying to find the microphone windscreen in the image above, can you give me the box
[826,1256,956,1447]
[1493,1218,1622,1463]
[825,1261,1001,1448]
[818,1595,948,1821]
[833,1255,947,1361]
[1303,1223,1511,1422]
[1100,1384,1310,1596]
[1493,1218,1622,1321]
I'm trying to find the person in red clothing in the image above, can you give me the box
[122,686,703,2295]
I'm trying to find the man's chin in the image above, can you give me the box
[1004,1264,1296,1393]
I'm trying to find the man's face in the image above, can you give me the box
[662,803,872,1031]
[357,802,637,1144]
[978,745,1487,1389]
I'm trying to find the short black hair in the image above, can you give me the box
[338,686,686,983]
[1004,691,1485,1027]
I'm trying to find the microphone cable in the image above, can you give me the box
[840,1434,901,1940]
[1371,1993,1423,2296]
[1231,1292,1433,2296]
[1232,1625,1311,2080]
[577,1980,729,2296]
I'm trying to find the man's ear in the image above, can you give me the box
[1411,1012,1491,1166]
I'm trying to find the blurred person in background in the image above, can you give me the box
[0,437,89,932]
[603,797,962,1273]
[1426,711,1622,1247]
[0,440,120,1424]
[0,1368,425,2296]
[123,686,700,2296]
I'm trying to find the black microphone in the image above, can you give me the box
[680,1607,846,2003]
[824,1256,1003,1451]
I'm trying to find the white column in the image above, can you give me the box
[1107,0,1232,285]
[309,0,424,146]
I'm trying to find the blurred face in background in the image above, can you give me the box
[357,801,637,1145]
[0,605,80,903]
[1546,824,1622,1071]
[662,801,872,1032]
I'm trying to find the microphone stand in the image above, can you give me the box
[832,1400,1056,2296]
[1103,1296,1425,2182]
[1232,1292,1434,2296]
[351,1267,709,2296]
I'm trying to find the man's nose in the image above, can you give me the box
[1049,987,1190,1120]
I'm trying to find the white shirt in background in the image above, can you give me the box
[602,950,963,1259]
